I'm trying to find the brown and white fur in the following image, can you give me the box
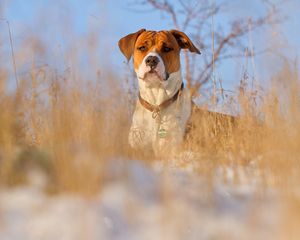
[118,29,200,156]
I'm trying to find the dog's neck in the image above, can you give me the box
[137,70,182,106]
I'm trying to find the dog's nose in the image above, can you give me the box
[145,56,159,69]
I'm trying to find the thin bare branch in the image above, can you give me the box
[134,0,284,97]
[0,18,19,89]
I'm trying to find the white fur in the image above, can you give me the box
[129,51,191,156]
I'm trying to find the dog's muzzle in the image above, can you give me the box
[136,52,169,83]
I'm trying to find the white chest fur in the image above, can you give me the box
[129,71,191,155]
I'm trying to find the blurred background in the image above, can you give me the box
[2,0,299,93]
[0,1,300,240]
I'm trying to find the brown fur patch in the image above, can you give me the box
[133,31,181,73]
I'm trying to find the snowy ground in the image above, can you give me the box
[0,158,283,240]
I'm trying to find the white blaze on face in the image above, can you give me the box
[135,52,166,88]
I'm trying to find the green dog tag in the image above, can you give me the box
[158,128,167,138]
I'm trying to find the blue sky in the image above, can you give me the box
[1,0,299,92]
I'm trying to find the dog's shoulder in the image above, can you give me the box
[187,101,236,126]
[184,101,237,143]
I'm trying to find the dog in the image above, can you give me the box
[118,29,235,156]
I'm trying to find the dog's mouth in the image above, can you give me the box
[139,70,169,81]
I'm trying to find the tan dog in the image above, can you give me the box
[118,29,200,155]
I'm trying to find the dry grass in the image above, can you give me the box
[1,41,299,180]
[1,50,299,190]
[0,66,132,194]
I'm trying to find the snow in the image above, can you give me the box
[0,158,282,240]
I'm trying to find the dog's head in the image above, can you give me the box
[118,29,200,87]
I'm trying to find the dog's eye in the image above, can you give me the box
[162,46,173,53]
[138,46,146,51]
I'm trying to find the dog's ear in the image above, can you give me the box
[118,29,146,62]
[170,29,201,54]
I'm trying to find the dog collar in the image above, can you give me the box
[138,82,184,119]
